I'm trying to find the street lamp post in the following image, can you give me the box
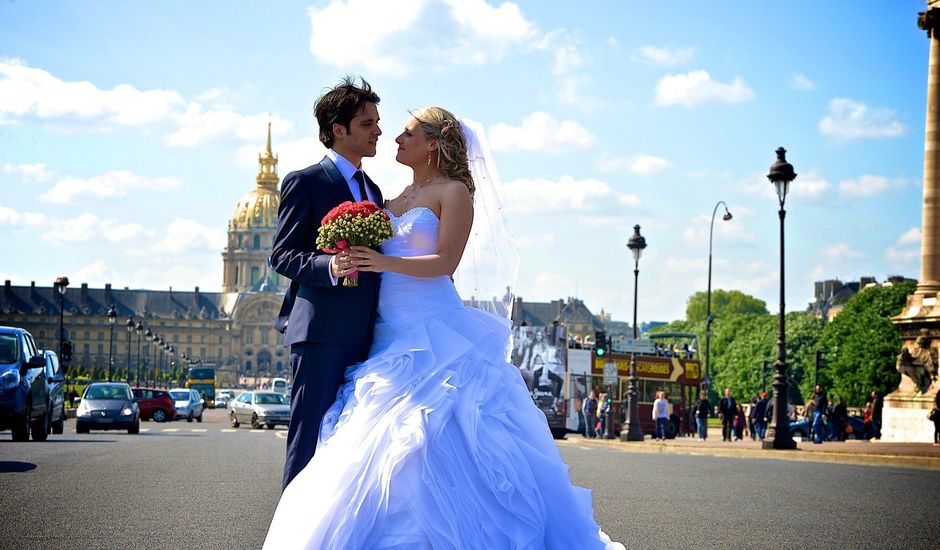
[135,321,143,387]
[145,328,153,386]
[623,224,647,442]
[704,201,733,393]
[53,276,70,394]
[763,147,798,451]
[162,341,170,388]
[125,317,134,383]
[107,305,117,382]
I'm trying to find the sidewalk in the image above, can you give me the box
[560,427,940,470]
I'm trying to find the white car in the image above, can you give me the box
[229,391,290,429]
[168,388,204,422]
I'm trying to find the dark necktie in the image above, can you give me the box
[353,170,369,202]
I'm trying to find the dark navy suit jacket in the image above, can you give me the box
[272,156,383,347]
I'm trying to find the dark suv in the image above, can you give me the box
[0,326,66,441]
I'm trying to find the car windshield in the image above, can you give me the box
[255,393,286,405]
[169,391,189,400]
[85,385,129,400]
[0,334,18,364]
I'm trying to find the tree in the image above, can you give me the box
[685,289,769,324]
[816,280,917,406]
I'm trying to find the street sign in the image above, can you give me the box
[603,362,618,385]
[612,337,655,354]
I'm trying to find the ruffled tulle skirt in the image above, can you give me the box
[263,301,623,549]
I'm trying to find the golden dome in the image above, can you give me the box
[230,122,280,229]
[231,187,279,229]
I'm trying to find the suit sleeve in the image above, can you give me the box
[271,170,335,288]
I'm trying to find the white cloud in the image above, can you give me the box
[897,227,921,246]
[790,73,816,90]
[818,98,906,140]
[489,112,595,152]
[307,0,536,76]
[655,70,754,107]
[885,247,918,264]
[792,170,831,201]
[532,271,576,298]
[632,45,695,67]
[515,233,555,248]
[40,213,150,244]
[39,170,183,203]
[598,154,670,175]
[0,205,46,227]
[0,59,182,126]
[618,194,643,207]
[164,103,293,147]
[504,175,610,213]
[838,175,905,197]
[152,219,226,255]
[820,243,865,262]
[3,162,53,182]
[71,260,131,288]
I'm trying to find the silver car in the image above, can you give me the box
[169,388,204,423]
[229,391,289,429]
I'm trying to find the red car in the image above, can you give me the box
[131,388,176,422]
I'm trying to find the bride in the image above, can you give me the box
[263,107,623,550]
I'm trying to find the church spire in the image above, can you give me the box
[257,121,278,189]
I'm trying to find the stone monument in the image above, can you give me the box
[883,2,940,442]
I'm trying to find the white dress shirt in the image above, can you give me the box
[325,149,378,285]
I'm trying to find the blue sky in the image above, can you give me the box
[0,1,929,323]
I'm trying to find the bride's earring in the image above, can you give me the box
[427,150,432,166]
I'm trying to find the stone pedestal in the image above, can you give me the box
[881,390,937,442]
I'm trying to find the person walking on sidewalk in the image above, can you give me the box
[753,392,768,440]
[811,385,829,444]
[871,390,883,440]
[931,390,940,447]
[733,403,747,441]
[719,388,737,442]
[863,401,875,440]
[597,392,609,438]
[653,391,669,441]
[694,391,710,441]
[583,389,598,439]
[747,396,758,440]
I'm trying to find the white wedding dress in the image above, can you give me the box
[263,207,623,550]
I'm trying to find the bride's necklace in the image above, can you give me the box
[400,175,443,207]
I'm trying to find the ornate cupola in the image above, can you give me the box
[222,123,286,293]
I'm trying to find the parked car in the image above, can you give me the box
[215,394,230,409]
[788,415,868,441]
[169,388,204,422]
[229,391,290,429]
[0,326,66,441]
[75,382,140,434]
[131,387,176,422]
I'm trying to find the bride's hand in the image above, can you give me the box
[348,246,390,273]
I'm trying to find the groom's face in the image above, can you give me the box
[333,102,381,162]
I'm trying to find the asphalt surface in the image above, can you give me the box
[1,410,937,549]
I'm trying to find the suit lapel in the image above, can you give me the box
[319,156,355,203]
[363,172,383,205]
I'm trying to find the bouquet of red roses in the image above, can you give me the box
[316,200,394,287]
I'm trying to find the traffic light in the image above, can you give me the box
[594,331,608,357]
[60,340,72,362]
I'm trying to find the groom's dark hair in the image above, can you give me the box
[315,76,380,149]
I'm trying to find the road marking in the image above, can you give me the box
[140,428,150,433]
[221,429,236,433]
[275,431,287,439]
[161,428,179,432]
[191,429,208,432]
[250,429,266,433]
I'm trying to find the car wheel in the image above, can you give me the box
[187,411,193,423]
[51,403,64,435]
[152,409,167,423]
[11,411,29,442]
[128,418,140,434]
[251,413,261,430]
[196,410,203,423]
[230,411,240,428]
[31,410,50,441]
[76,421,89,434]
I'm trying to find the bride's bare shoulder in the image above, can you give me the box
[438,179,472,201]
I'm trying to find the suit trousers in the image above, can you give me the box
[282,341,368,490]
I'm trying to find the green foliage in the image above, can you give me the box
[685,289,768,324]
[816,280,916,406]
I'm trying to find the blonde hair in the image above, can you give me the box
[410,106,475,197]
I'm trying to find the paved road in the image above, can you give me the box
[1,410,937,549]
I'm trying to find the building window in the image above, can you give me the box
[245,330,253,345]
[98,332,104,341]
[253,235,261,249]
[173,335,179,343]
[187,335,192,343]
[245,360,252,371]
[218,335,223,344]
[201,335,206,344]
[251,266,261,287]
[97,343,104,354]
[261,330,269,346]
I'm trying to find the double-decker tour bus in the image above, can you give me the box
[588,332,702,438]
[186,365,217,408]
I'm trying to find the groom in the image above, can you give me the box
[272,77,384,489]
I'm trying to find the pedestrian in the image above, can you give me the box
[583,389,598,439]
[829,396,847,441]
[931,390,940,447]
[694,391,710,441]
[653,391,669,441]
[811,385,828,444]
[718,388,737,442]
[871,390,883,439]
[597,392,608,438]
[748,396,758,440]
[753,392,768,440]
[733,404,747,441]
[863,401,875,440]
